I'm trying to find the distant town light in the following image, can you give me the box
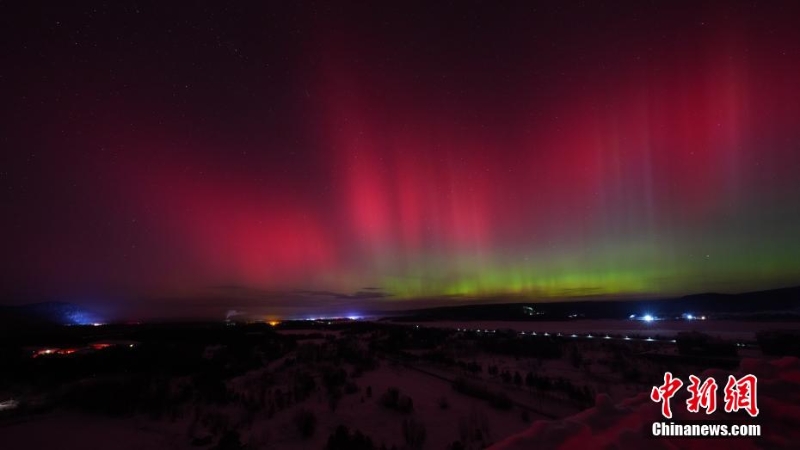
[642,314,654,322]
[0,399,19,411]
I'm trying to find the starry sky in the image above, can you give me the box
[2,2,800,318]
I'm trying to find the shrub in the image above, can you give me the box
[458,408,492,447]
[211,430,244,450]
[489,392,512,410]
[293,371,316,400]
[325,425,376,450]
[402,418,427,449]
[322,366,348,392]
[396,395,414,413]
[293,409,317,438]
[380,387,400,408]
[345,381,359,394]
[452,377,513,410]
[380,387,413,413]
[569,346,583,368]
[525,371,535,388]
[328,387,342,411]
[449,441,466,450]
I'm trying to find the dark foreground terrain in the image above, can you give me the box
[1,318,799,449]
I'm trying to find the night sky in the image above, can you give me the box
[2,2,800,319]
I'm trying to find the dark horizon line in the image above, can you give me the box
[3,283,799,323]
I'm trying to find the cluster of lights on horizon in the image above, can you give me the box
[630,313,707,323]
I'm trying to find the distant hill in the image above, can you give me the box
[393,286,800,322]
[0,301,102,327]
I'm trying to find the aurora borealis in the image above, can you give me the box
[2,2,800,317]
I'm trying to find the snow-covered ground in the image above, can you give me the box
[0,413,189,450]
[0,363,536,450]
[491,357,800,450]
[4,321,797,449]
[254,362,535,449]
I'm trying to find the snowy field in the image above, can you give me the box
[0,363,539,450]
[3,320,798,450]
[0,413,185,450]
[492,357,800,450]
